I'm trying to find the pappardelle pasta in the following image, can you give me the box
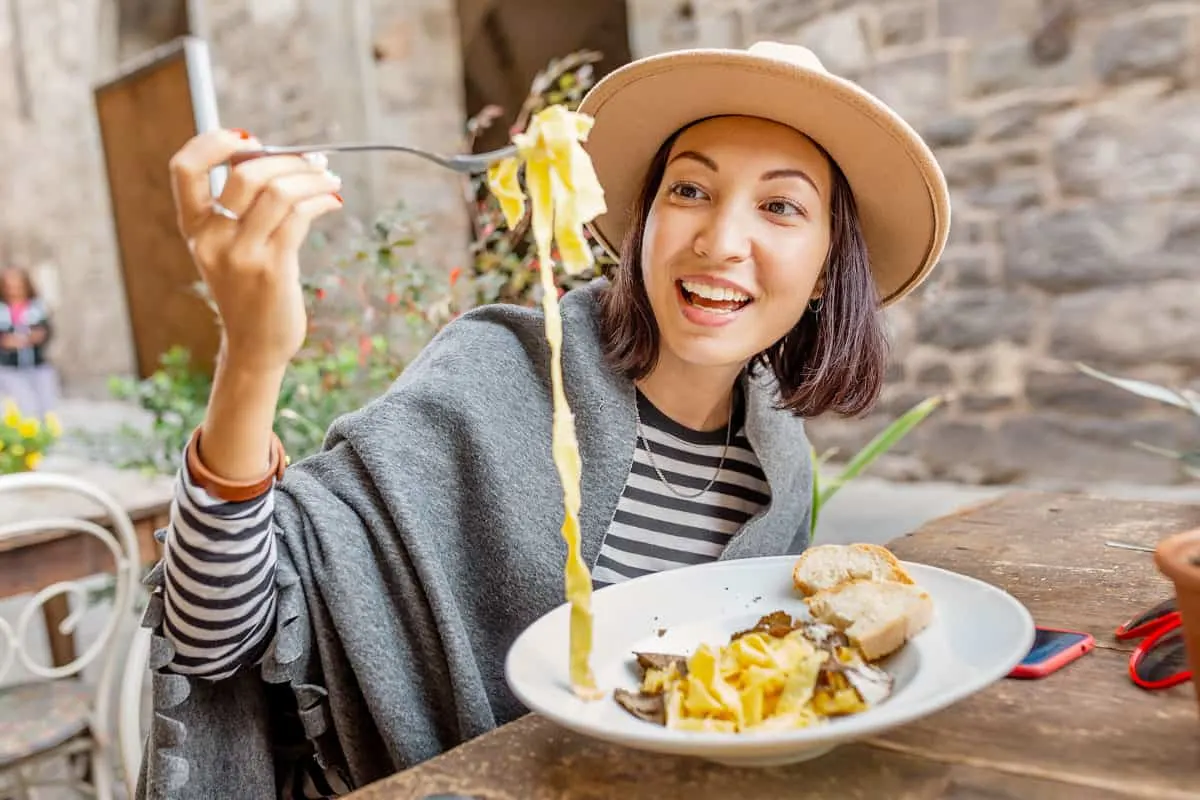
[486,105,608,700]
[614,612,894,732]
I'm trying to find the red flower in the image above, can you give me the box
[385,292,399,305]
[314,287,327,301]
[449,267,462,285]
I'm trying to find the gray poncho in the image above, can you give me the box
[136,278,814,798]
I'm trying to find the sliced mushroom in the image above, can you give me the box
[842,662,893,707]
[614,688,667,725]
[634,652,688,677]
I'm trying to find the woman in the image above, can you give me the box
[140,42,949,799]
[0,265,59,419]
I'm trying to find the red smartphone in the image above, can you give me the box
[1007,626,1095,679]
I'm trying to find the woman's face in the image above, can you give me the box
[641,115,833,373]
[0,270,27,303]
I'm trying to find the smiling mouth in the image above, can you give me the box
[678,280,753,314]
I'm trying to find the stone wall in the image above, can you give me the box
[193,0,468,278]
[0,0,468,394]
[627,0,1200,486]
[0,0,133,392]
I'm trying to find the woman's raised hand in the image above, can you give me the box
[168,128,343,373]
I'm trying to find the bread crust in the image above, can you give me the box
[792,543,916,597]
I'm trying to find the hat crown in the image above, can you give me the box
[747,41,828,73]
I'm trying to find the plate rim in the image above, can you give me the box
[504,556,1036,753]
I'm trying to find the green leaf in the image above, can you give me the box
[1075,363,1194,411]
[809,444,821,539]
[817,394,944,508]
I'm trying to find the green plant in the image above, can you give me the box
[0,400,61,473]
[462,49,616,308]
[1077,363,1200,478]
[91,204,458,475]
[809,395,945,539]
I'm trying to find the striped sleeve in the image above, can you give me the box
[160,460,279,681]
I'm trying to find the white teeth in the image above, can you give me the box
[681,280,751,303]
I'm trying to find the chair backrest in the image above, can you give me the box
[118,623,153,796]
[0,471,143,759]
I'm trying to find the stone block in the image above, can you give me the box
[936,0,1037,39]
[1052,92,1200,201]
[1025,368,1158,416]
[994,413,1194,485]
[921,115,975,148]
[964,34,1090,98]
[876,3,927,48]
[941,146,1044,211]
[915,362,953,387]
[1095,14,1191,85]
[750,0,826,38]
[944,216,996,249]
[859,50,952,124]
[1165,205,1200,256]
[916,287,1033,350]
[908,418,1014,484]
[976,95,1076,142]
[942,251,995,288]
[794,8,872,75]
[1004,204,1193,293]
[1049,281,1200,369]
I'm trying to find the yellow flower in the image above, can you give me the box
[17,418,38,438]
[43,412,62,438]
[24,452,41,470]
[2,401,19,428]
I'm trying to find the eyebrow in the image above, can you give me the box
[668,150,822,197]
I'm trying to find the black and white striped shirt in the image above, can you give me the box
[161,389,767,680]
[592,389,768,587]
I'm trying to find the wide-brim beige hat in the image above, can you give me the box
[577,41,951,307]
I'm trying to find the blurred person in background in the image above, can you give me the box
[0,265,59,419]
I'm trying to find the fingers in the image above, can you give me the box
[233,168,342,244]
[169,129,259,237]
[217,152,329,217]
[271,194,345,254]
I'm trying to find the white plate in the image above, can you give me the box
[505,555,1035,767]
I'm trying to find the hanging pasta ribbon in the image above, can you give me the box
[487,105,608,700]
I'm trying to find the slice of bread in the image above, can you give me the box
[805,579,934,661]
[792,543,915,597]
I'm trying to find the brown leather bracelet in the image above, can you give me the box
[186,425,288,502]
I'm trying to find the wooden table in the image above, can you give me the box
[347,491,1200,799]
[0,458,173,664]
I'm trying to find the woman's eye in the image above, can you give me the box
[669,182,708,201]
[763,198,805,217]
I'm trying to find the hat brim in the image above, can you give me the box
[577,49,951,307]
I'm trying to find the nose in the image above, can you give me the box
[693,202,751,263]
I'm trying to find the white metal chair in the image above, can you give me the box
[0,471,143,799]
[117,624,152,797]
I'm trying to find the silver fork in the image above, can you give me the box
[232,142,518,175]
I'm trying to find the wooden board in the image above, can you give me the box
[93,36,223,378]
[345,491,1200,799]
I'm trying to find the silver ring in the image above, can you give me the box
[211,201,239,221]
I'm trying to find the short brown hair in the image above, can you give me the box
[598,124,889,419]
[0,267,37,304]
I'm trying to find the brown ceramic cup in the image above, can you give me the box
[1154,528,1200,707]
